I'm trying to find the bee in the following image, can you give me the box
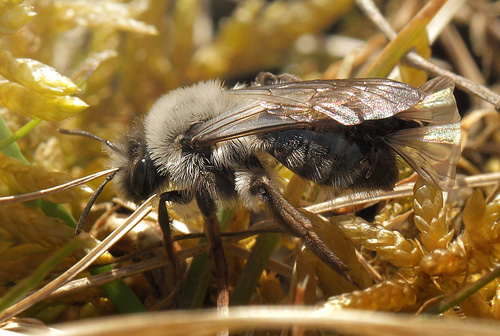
[65,73,461,293]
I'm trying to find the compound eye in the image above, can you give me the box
[131,157,150,199]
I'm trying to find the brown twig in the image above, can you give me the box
[304,172,500,214]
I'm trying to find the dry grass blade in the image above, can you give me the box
[0,168,118,204]
[427,0,466,42]
[305,172,500,214]
[361,0,446,78]
[30,307,500,336]
[29,222,293,301]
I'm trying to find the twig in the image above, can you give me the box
[0,168,118,204]
[42,230,293,301]
[305,172,500,214]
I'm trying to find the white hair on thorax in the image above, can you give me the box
[144,81,238,178]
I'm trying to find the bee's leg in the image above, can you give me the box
[194,188,230,311]
[253,72,301,86]
[158,190,192,279]
[252,176,360,288]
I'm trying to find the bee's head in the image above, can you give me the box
[111,121,168,203]
[59,125,168,234]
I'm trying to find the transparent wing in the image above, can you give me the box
[235,79,426,124]
[188,78,426,146]
[397,76,460,125]
[385,123,462,191]
[187,102,300,146]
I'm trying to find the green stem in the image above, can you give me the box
[426,265,500,314]
[230,233,280,306]
[0,114,28,163]
[0,240,82,313]
[90,266,146,313]
[0,118,42,151]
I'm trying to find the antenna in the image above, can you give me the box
[59,128,122,234]
[75,170,118,235]
[59,128,122,153]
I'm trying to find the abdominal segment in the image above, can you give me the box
[259,128,399,191]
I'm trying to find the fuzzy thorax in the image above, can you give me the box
[144,81,259,194]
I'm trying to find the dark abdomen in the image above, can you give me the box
[260,127,399,192]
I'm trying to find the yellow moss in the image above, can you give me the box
[0,202,76,248]
[188,0,354,80]
[0,3,35,34]
[463,190,500,262]
[0,50,79,95]
[413,179,453,251]
[460,292,492,318]
[0,80,88,121]
[323,279,417,311]
[419,242,467,276]
[374,198,413,228]
[313,214,372,291]
[0,249,72,285]
[51,0,158,35]
[334,215,423,268]
[490,285,500,319]
[257,271,286,304]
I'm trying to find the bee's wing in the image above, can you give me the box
[187,102,301,146]
[386,76,461,190]
[385,123,462,191]
[188,79,426,145]
[236,79,429,124]
[398,76,460,124]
